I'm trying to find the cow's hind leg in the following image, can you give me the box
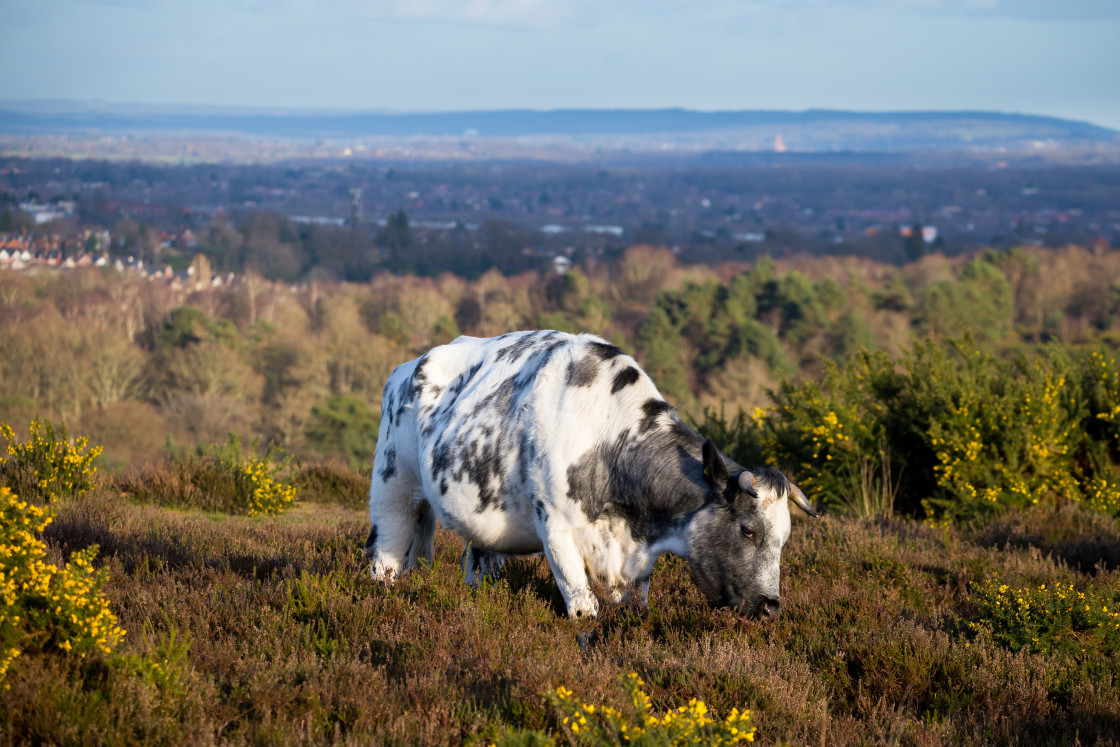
[460,544,507,587]
[366,469,424,582]
[404,501,437,571]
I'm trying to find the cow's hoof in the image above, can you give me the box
[567,593,599,619]
[370,562,399,583]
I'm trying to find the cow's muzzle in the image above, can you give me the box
[753,597,780,623]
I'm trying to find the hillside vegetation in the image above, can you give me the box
[1,243,1120,744]
[3,243,1120,471]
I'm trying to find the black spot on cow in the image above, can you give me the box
[363,525,378,559]
[640,399,673,433]
[449,360,484,397]
[422,363,482,439]
[411,354,430,397]
[382,390,395,428]
[587,341,622,361]
[379,445,397,482]
[494,333,540,364]
[567,354,600,388]
[394,375,412,426]
[518,431,534,486]
[431,441,453,483]
[566,406,712,543]
[611,366,640,394]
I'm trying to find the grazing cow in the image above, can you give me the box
[365,330,817,620]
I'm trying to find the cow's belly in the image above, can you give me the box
[428,490,545,555]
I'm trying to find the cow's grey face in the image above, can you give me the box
[686,441,800,622]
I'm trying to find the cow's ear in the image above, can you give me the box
[702,439,730,488]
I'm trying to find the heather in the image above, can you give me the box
[1,473,1117,744]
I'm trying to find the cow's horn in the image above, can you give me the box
[737,471,754,493]
[789,484,819,517]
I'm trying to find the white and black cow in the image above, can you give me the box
[365,330,817,620]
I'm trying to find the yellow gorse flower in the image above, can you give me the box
[0,486,124,685]
[967,572,1120,655]
[1,418,102,500]
[548,672,757,745]
[212,435,298,517]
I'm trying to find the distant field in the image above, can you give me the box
[3,476,1118,745]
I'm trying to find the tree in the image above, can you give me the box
[0,210,33,233]
[305,395,381,469]
[377,210,413,254]
[635,306,689,401]
[905,223,926,263]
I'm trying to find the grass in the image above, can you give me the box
[1,472,1118,745]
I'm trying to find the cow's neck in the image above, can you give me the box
[603,421,710,579]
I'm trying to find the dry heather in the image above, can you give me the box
[1,475,1117,746]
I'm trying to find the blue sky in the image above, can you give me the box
[4,0,1120,128]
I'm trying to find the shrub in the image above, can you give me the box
[753,339,1097,521]
[117,434,296,516]
[756,349,899,518]
[1082,475,1120,517]
[911,344,1080,518]
[0,486,125,684]
[966,573,1120,657]
[689,403,766,472]
[0,417,103,501]
[209,434,296,516]
[290,462,369,509]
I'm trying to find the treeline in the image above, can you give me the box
[2,243,1120,482]
[191,210,558,282]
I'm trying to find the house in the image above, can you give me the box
[552,255,572,275]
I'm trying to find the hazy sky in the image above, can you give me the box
[4,0,1120,128]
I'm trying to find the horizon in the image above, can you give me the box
[3,98,1117,129]
[4,101,1117,159]
[3,1,1118,130]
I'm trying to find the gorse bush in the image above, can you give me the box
[0,486,125,685]
[498,673,756,746]
[967,574,1120,657]
[1082,475,1120,517]
[117,434,297,516]
[722,339,1120,521]
[212,434,297,516]
[752,351,897,518]
[0,417,103,501]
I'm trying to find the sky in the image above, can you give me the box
[3,0,1120,129]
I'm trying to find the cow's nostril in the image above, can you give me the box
[758,598,780,622]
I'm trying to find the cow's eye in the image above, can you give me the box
[740,525,756,541]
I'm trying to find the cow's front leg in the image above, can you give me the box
[541,525,598,618]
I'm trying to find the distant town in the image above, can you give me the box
[1,150,1117,281]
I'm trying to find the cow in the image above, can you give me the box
[364,330,818,620]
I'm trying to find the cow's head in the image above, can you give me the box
[686,439,817,622]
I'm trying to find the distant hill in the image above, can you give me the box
[1,100,1118,153]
